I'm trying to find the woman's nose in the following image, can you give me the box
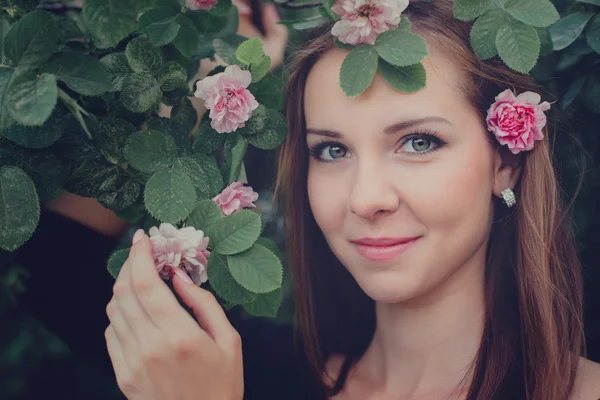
[348,161,400,220]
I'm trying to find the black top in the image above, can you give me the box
[16,209,325,400]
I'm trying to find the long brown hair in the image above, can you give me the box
[275,0,584,398]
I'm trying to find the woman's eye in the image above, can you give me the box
[401,137,436,153]
[319,144,348,161]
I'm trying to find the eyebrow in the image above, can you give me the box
[306,116,453,138]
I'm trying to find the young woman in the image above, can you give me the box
[103,0,600,399]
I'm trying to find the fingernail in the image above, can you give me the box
[132,229,145,245]
[175,269,194,285]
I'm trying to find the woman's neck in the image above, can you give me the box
[357,250,487,398]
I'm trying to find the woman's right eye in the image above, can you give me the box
[309,142,349,162]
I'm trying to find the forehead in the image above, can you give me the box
[303,48,472,128]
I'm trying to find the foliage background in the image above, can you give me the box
[1,0,599,398]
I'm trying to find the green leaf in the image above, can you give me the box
[121,73,162,113]
[124,130,178,173]
[204,210,261,255]
[107,248,130,279]
[207,252,257,304]
[453,0,493,21]
[4,10,58,68]
[255,237,284,263]
[470,9,510,59]
[537,27,554,56]
[339,44,378,98]
[173,153,223,199]
[561,75,587,108]
[581,74,600,113]
[213,35,246,65]
[126,36,164,75]
[186,199,223,230]
[0,166,40,251]
[248,75,284,110]
[2,116,63,149]
[95,117,137,164]
[322,0,338,21]
[236,37,264,65]
[586,14,600,54]
[146,116,192,155]
[43,52,113,96]
[172,97,198,132]
[1,18,11,65]
[503,0,559,28]
[250,56,271,83]
[193,120,226,154]
[496,18,540,73]
[83,0,138,48]
[378,60,426,94]
[241,105,287,150]
[171,15,202,58]
[223,134,247,184]
[144,166,197,223]
[549,12,595,51]
[577,0,600,5]
[139,7,181,46]
[97,178,141,212]
[0,145,69,203]
[374,30,428,67]
[5,70,57,126]
[242,288,282,318]
[100,52,132,92]
[0,67,14,131]
[157,61,188,92]
[227,243,282,294]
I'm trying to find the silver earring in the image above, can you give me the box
[501,188,516,208]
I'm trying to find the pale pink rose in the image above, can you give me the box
[194,65,259,134]
[149,223,211,285]
[486,89,551,155]
[213,181,259,216]
[330,0,409,46]
[186,0,218,11]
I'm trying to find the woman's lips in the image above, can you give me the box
[352,237,420,261]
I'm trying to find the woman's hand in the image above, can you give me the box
[105,229,244,400]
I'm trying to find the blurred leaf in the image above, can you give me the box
[586,14,600,54]
[83,0,138,48]
[0,166,39,252]
[43,52,113,96]
[581,74,600,113]
[549,12,595,51]
[1,116,63,149]
[562,75,587,108]
[1,18,11,65]
[4,10,58,68]
[5,70,57,126]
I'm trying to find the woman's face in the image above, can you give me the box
[305,48,503,304]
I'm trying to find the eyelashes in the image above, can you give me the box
[307,128,446,163]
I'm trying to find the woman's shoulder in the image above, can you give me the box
[570,357,600,400]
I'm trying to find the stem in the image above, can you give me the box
[58,88,92,140]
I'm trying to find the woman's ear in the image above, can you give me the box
[492,148,523,198]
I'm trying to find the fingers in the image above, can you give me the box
[105,324,130,383]
[172,273,240,347]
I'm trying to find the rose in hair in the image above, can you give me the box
[330,0,409,46]
[186,0,218,11]
[194,65,259,133]
[213,181,259,216]
[486,89,551,155]
[149,223,211,285]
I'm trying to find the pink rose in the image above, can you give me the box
[194,65,259,134]
[186,0,218,11]
[149,223,211,285]
[486,89,551,155]
[330,0,409,46]
[213,181,259,216]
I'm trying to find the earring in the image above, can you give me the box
[501,188,516,208]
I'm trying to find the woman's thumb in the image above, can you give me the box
[172,272,232,341]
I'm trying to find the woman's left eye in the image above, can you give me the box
[399,133,444,154]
